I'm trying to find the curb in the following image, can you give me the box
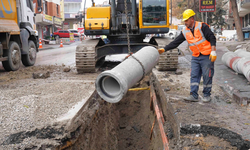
[219,82,250,106]
[233,92,250,106]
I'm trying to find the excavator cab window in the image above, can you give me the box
[142,0,166,26]
[26,0,33,12]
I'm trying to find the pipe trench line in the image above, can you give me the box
[96,46,160,103]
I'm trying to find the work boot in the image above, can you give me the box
[202,96,211,103]
[184,95,199,102]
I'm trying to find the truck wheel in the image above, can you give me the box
[2,41,21,71]
[22,40,37,66]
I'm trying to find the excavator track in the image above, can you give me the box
[75,39,100,73]
[154,37,179,71]
[157,48,179,71]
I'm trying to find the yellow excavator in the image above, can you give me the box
[76,0,178,73]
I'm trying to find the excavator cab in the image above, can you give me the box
[76,0,171,73]
[139,0,169,34]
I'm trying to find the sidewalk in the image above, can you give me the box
[179,41,250,106]
[153,41,250,149]
[38,40,82,51]
[214,41,250,106]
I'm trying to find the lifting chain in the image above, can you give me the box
[124,0,146,78]
[124,0,131,53]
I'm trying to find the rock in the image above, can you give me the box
[132,126,140,133]
[164,74,170,78]
[126,126,132,130]
[236,45,242,49]
[63,67,71,72]
[193,140,199,146]
[175,70,183,75]
[164,87,171,92]
[169,79,174,82]
[32,71,50,79]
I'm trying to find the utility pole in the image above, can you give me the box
[230,0,244,41]
[202,12,204,22]
[206,12,207,23]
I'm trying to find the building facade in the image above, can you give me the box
[33,0,63,39]
[64,0,82,30]
[237,0,250,28]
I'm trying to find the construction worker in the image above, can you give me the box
[158,9,217,103]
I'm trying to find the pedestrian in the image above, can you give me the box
[158,9,217,103]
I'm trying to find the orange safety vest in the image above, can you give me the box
[182,22,212,57]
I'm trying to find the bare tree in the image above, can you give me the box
[230,0,244,41]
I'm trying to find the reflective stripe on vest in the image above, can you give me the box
[182,22,211,57]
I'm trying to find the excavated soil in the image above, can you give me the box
[0,63,249,149]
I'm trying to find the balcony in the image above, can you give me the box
[238,1,250,17]
[35,14,53,25]
[241,0,250,8]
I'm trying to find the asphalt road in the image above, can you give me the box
[0,41,81,72]
[35,42,80,67]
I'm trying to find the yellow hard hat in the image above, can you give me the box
[182,9,196,21]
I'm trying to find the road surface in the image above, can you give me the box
[0,41,81,72]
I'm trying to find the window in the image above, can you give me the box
[26,0,33,11]
[57,4,59,15]
[64,3,69,12]
[59,31,64,33]
[246,14,249,27]
[142,0,167,26]
[45,1,48,14]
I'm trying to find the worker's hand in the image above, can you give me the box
[158,48,165,54]
[209,51,217,62]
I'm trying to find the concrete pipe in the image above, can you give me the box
[235,49,250,58]
[222,52,241,73]
[221,52,237,67]
[96,46,159,103]
[237,57,250,82]
[222,51,250,82]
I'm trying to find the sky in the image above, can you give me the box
[81,0,108,9]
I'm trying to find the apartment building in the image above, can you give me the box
[236,0,250,28]
[64,0,82,30]
[33,0,63,39]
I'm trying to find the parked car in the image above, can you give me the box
[69,29,80,37]
[53,30,70,38]
[165,29,178,39]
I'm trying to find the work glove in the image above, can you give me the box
[209,51,217,62]
[158,48,165,54]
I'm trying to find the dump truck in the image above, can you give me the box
[76,0,179,73]
[0,0,38,71]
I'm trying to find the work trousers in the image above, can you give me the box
[190,54,214,99]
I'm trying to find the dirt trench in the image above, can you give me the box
[61,78,162,150]
[1,64,249,150]
[59,75,246,150]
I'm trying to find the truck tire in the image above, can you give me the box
[22,40,37,66]
[2,41,21,71]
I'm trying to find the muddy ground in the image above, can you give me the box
[0,65,97,149]
[0,60,250,149]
